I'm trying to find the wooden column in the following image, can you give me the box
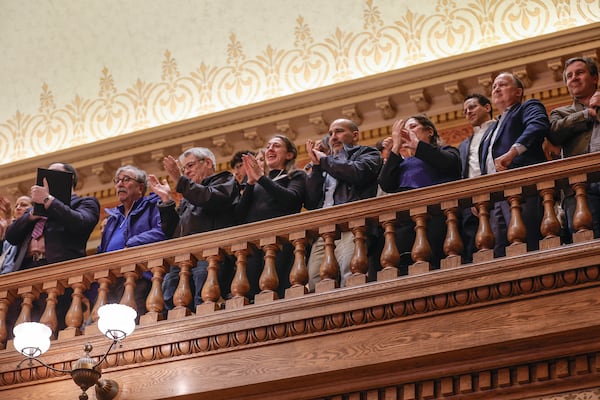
[378,212,400,281]
[85,270,114,335]
[316,224,339,293]
[39,280,64,338]
[120,264,143,311]
[538,181,561,250]
[255,236,279,304]
[59,275,89,339]
[197,248,222,315]
[441,200,463,269]
[15,285,40,326]
[168,253,196,319]
[409,206,431,275]
[228,242,250,309]
[140,258,168,325]
[346,218,368,287]
[505,188,527,257]
[473,194,494,263]
[570,174,593,242]
[0,290,15,349]
[285,230,308,298]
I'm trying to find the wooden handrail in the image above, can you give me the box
[0,152,599,345]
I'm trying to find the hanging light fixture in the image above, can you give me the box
[13,303,137,400]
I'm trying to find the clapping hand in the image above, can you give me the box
[242,153,263,185]
[148,175,172,202]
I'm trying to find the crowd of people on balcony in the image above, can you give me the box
[0,57,599,324]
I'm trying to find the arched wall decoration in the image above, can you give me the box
[0,0,598,165]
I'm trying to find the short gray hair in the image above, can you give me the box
[116,165,148,194]
[179,147,216,170]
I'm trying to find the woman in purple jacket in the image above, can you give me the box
[378,115,461,273]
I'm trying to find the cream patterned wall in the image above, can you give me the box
[0,0,598,165]
[526,387,600,400]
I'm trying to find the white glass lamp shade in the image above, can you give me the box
[97,304,137,340]
[13,322,52,358]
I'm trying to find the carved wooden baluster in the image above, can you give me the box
[119,264,142,311]
[409,206,432,275]
[89,271,113,325]
[441,200,463,269]
[349,220,368,275]
[316,228,340,293]
[256,237,280,304]
[0,290,15,349]
[286,231,308,298]
[378,212,400,281]
[141,258,168,325]
[15,286,40,326]
[506,190,526,244]
[201,251,222,303]
[538,182,562,250]
[346,219,368,287]
[60,276,88,339]
[473,194,494,263]
[39,281,64,337]
[571,176,593,242]
[198,249,222,314]
[228,243,250,308]
[172,254,196,315]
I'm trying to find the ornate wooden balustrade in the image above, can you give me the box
[1,153,600,399]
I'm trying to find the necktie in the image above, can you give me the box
[31,217,47,239]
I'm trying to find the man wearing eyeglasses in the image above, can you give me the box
[99,165,166,253]
[149,147,239,312]
[548,57,600,238]
[87,165,167,319]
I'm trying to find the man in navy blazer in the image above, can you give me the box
[479,72,550,257]
[458,94,494,262]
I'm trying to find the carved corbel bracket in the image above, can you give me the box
[444,81,466,105]
[180,142,196,154]
[92,162,116,184]
[582,49,599,64]
[512,65,532,88]
[151,149,166,170]
[375,97,396,120]
[6,184,28,198]
[309,113,328,136]
[243,129,264,149]
[275,120,297,140]
[120,154,148,167]
[212,136,233,157]
[342,105,362,125]
[547,58,564,82]
[478,75,493,97]
[409,90,431,113]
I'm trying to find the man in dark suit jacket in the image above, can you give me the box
[479,72,550,257]
[6,162,100,270]
[458,94,494,262]
[5,162,100,331]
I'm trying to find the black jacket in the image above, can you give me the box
[6,194,100,267]
[235,169,306,223]
[305,144,382,210]
[159,171,239,238]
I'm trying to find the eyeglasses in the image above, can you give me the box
[113,175,139,184]
[182,159,205,171]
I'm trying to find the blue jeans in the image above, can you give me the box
[162,260,209,310]
[162,257,235,310]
